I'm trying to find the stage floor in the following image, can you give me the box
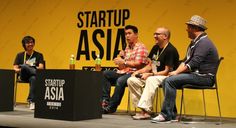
[0,104,235,128]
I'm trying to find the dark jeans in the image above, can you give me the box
[20,64,36,102]
[102,70,131,110]
[161,73,214,120]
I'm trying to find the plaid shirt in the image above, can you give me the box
[124,42,148,71]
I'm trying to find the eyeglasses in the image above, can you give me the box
[25,41,34,44]
[153,32,165,36]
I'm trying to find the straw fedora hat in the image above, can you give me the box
[186,15,207,30]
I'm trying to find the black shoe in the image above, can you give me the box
[102,106,116,114]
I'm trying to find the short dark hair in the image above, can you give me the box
[125,25,138,34]
[22,36,35,50]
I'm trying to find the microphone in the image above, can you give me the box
[135,73,142,78]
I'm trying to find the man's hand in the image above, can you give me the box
[114,57,125,65]
[13,65,21,73]
[132,71,139,77]
[25,60,31,65]
[168,71,178,76]
[141,73,152,80]
[119,50,125,58]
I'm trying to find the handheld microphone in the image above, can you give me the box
[135,73,142,78]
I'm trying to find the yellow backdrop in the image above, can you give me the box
[0,0,235,118]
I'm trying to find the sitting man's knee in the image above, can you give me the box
[116,78,127,87]
[103,70,109,75]
[164,77,173,83]
[29,76,36,81]
[127,77,136,85]
[146,76,155,82]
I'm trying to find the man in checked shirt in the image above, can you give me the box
[102,25,149,114]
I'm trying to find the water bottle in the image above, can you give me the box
[69,54,75,70]
[95,54,101,71]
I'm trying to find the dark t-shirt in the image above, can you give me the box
[148,43,179,72]
[13,51,44,67]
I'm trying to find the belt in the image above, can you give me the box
[192,72,215,77]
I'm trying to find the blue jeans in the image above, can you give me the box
[20,64,36,102]
[161,73,214,120]
[102,70,131,110]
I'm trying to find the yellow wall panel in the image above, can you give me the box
[1,0,236,118]
[16,83,29,103]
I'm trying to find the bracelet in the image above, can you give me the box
[152,72,155,76]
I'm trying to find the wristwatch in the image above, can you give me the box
[124,60,127,65]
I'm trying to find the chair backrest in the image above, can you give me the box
[215,57,224,75]
[182,57,224,89]
[42,60,46,69]
[214,57,224,88]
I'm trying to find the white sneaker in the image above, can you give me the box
[29,102,35,110]
[151,114,171,123]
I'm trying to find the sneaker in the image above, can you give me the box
[29,102,35,110]
[101,100,109,108]
[151,114,171,123]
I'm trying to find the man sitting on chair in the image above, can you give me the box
[13,36,44,110]
[127,27,179,120]
[152,15,219,123]
[102,25,149,114]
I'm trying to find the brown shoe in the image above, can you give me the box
[132,112,151,120]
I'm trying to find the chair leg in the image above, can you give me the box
[127,91,131,113]
[183,97,186,116]
[159,88,162,112]
[155,88,158,112]
[215,89,222,123]
[179,88,184,121]
[154,87,163,113]
[202,90,207,120]
[127,90,136,115]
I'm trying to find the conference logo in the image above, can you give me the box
[44,79,65,110]
[76,9,130,61]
